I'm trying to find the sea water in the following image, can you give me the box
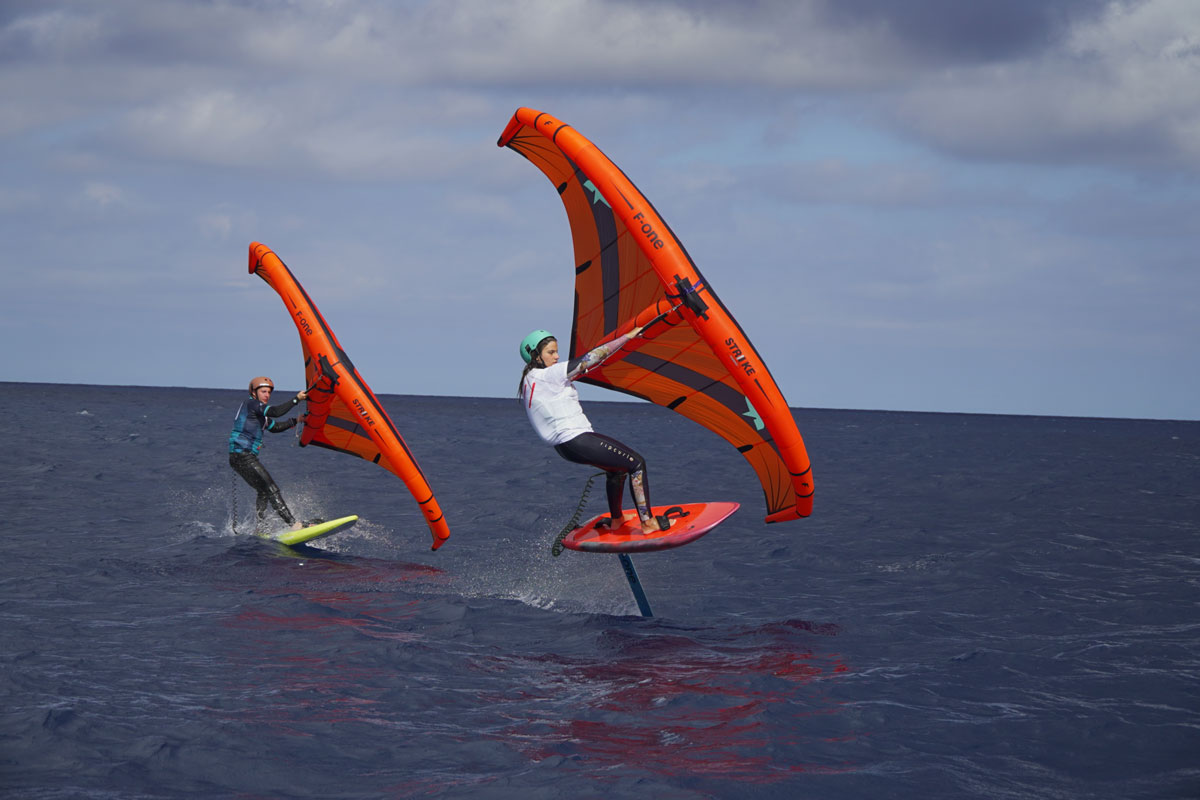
[2,382,1197,798]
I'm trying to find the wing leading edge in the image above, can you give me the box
[498,108,813,522]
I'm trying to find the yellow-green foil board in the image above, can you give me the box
[264,515,359,546]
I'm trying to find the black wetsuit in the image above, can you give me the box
[228,394,301,527]
[555,432,649,522]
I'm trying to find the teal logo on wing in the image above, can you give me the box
[743,398,765,431]
[582,180,610,208]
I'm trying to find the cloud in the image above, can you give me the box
[2,0,1197,418]
[121,89,279,166]
[0,7,104,60]
[6,0,1198,176]
[83,181,122,207]
[198,211,235,241]
[813,0,1108,62]
[888,0,1200,170]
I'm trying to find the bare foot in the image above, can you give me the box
[597,512,632,530]
[290,521,304,531]
[640,517,668,534]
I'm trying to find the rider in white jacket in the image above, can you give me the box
[518,329,671,534]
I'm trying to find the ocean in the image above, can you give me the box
[2,382,1197,799]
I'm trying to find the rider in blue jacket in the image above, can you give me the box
[228,376,307,531]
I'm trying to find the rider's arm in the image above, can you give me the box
[266,416,298,433]
[565,327,643,381]
[264,392,306,418]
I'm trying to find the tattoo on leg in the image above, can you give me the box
[630,470,650,520]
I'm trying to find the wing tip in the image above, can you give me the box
[764,501,814,524]
[248,241,273,274]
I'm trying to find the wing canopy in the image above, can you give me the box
[249,242,451,549]
[498,109,813,522]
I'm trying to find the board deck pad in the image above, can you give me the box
[265,515,359,546]
[561,502,738,553]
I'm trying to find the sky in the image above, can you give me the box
[2,0,1197,420]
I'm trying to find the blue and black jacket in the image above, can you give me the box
[228,394,302,454]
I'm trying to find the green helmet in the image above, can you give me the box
[519,329,555,364]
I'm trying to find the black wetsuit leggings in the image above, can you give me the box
[555,432,650,520]
[229,452,296,526]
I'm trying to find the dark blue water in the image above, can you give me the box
[3,382,1197,799]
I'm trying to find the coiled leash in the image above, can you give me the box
[551,471,606,557]
[231,469,240,535]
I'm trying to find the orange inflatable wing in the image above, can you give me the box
[249,242,451,550]
[498,109,813,522]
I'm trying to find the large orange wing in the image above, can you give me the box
[498,109,813,522]
[249,242,451,550]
